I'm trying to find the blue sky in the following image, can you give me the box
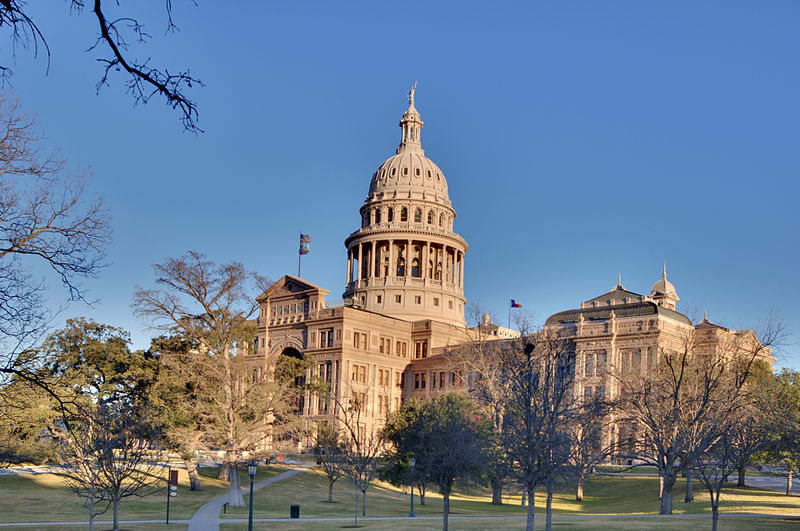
[11,1,799,367]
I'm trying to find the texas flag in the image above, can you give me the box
[299,233,311,243]
[510,299,522,308]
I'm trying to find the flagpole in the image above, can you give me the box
[298,252,301,277]
[508,302,511,329]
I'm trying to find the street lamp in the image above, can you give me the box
[247,461,258,531]
[409,457,416,518]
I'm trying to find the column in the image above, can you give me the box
[407,239,412,277]
[388,239,395,279]
[371,241,377,279]
[425,241,431,279]
[357,242,363,281]
[459,252,465,288]
[346,248,352,284]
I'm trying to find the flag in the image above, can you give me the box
[299,243,310,255]
[511,299,522,308]
[299,233,311,243]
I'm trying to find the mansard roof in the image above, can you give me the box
[545,301,692,326]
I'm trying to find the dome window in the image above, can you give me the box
[387,208,393,222]
[439,213,444,227]
[414,208,422,223]
[403,167,408,176]
[415,168,420,176]
[374,208,381,224]
[401,207,408,222]
[427,170,431,178]
[427,210,433,224]
[391,168,396,176]
[436,172,441,181]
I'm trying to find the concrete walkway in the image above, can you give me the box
[187,465,310,531]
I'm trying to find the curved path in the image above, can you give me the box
[188,465,310,531]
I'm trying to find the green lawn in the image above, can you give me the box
[219,467,800,525]
[221,515,800,531]
[0,464,286,524]
[1,465,798,530]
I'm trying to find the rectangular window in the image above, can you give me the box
[439,372,445,388]
[584,386,594,399]
[585,353,595,377]
[395,372,402,388]
[376,295,382,304]
[359,365,366,383]
[395,294,402,303]
[414,373,420,389]
[291,304,296,313]
[433,297,439,306]
[414,340,428,359]
[421,373,426,389]
[352,364,358,382]
[414,295,421,304]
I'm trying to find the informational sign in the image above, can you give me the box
[169,470,179,486]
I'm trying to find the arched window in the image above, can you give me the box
[387,208,393,222]
[396,256,405,277]
[401,207,408,222]
[374,208,381,224]
[428,259,434,279]
[427,210,433,224]
[414,208,422,223]
[362,211,369,227]
[411,258,420,278]
[439,213,444,227]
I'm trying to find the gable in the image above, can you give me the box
[257,275,330,302]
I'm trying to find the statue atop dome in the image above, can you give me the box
[409,82,417,106]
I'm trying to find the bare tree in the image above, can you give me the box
[132,251,289,507]
[614,318,781,515]
[0,2,203,132]
[0,95,110,381]
[334,384,385,523]
[313,420,345,503]
[567,393,613,502]
[55,404,166,531]
[500,330,577,531]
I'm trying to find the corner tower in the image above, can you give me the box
[343,86,468,327]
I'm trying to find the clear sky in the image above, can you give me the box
[11,1,799,367]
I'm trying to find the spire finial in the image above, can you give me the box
[703,310,708,321]
[409,81,417,106]
[663,261,667,280]
[616,273,623,289]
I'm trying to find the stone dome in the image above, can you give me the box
[366,83,451,203]
[368,151,449,197]
[650,263,678,298]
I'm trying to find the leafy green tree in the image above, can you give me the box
[762,368,800,495]
[384,393,494,531]
[382,398,430,505]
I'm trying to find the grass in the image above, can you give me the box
[220,515,800,530]
[1,465,798,530]
[0,464,286,524]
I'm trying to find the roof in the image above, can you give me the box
[256,275,330,302]
[583,286,643,306]
[545,301,692,326]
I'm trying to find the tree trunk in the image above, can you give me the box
[711,504,719,531]
[228,463,246,507]
[737,465,746,487]
[328,481,334,503]
[658,473,664,499]
[684,469,694,502]
[184,457,203,491]
[442,490,450,531]
[576,472,584,502]
[525,486,536,531]
[787,469,793,496]
[660,477,674,514]
[112,498,120,531]
[545,483,554,531]
[491,476,503,505]
[419,482,426,505]
[362,489,367,516]
[217,459,230,481]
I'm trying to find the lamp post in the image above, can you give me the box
[409,457,416,518]
[247,461,258,531]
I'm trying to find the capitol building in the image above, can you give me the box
[251,88,771,446]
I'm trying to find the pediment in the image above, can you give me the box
[257,275,330,302]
